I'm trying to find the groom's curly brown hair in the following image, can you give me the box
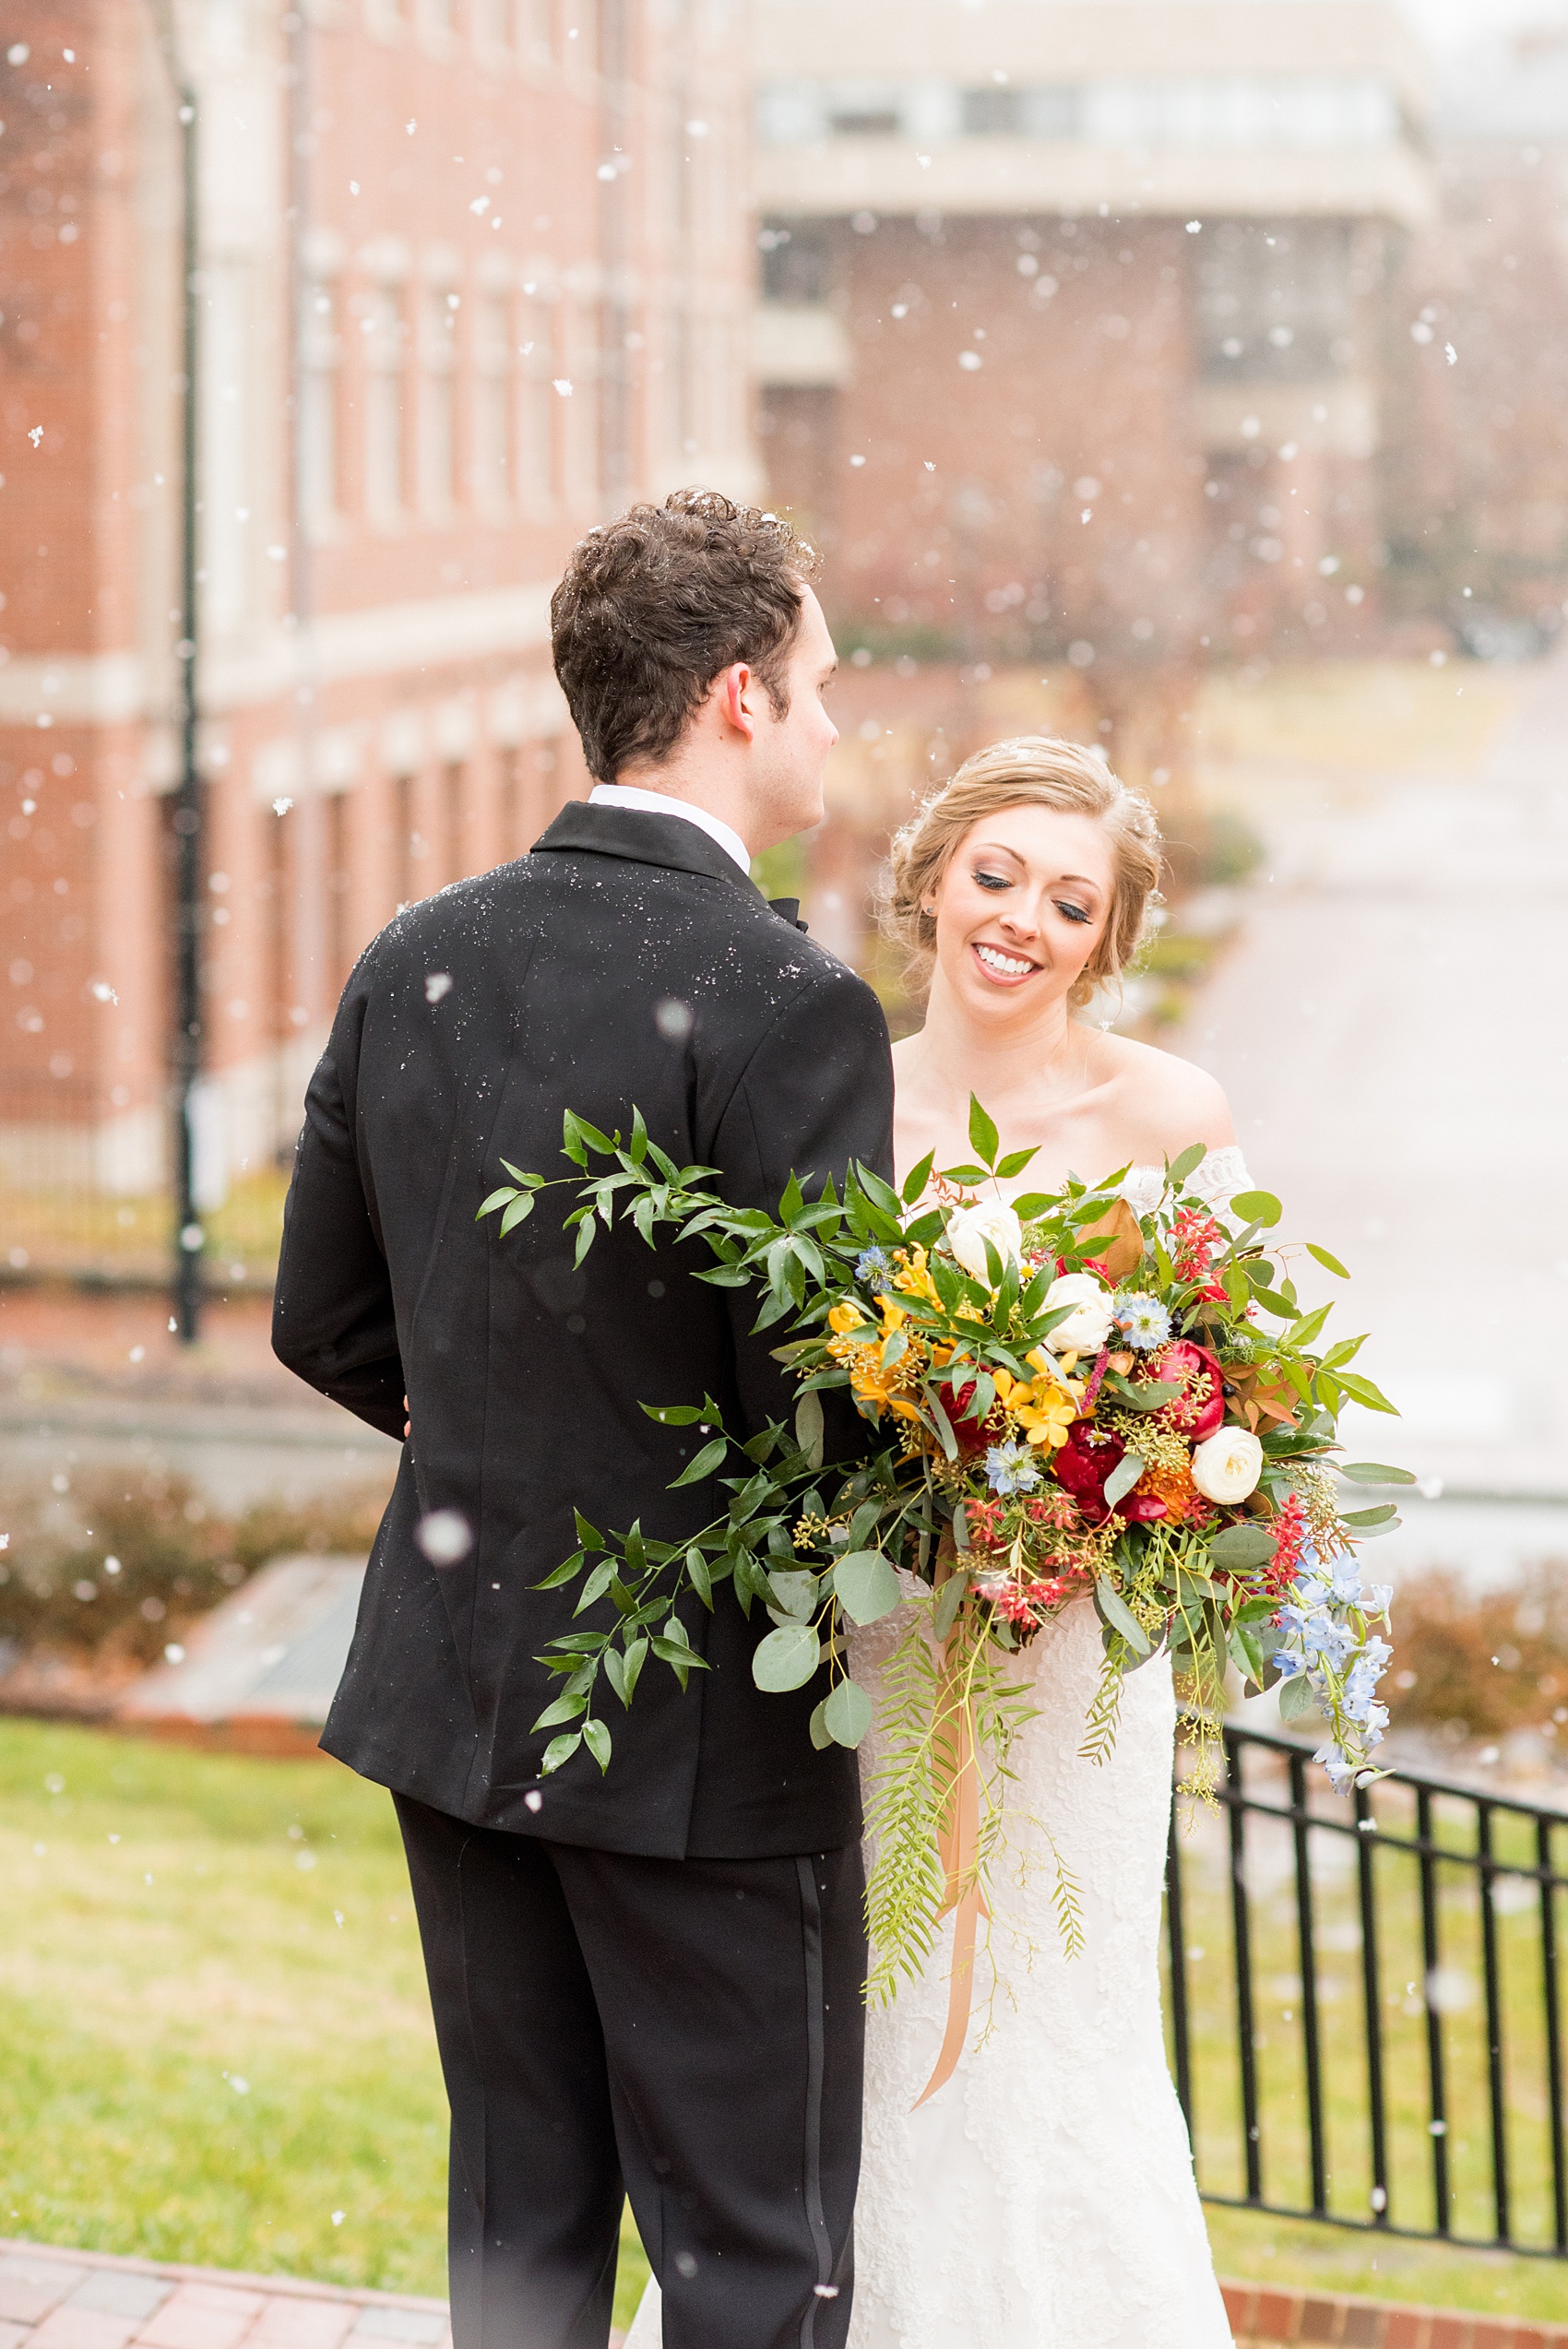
[551,489,821,783]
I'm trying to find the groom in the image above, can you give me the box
[272,491,895,2349]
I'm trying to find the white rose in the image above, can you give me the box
[945,1200,1024,1284]
[1040,1271,1116,1354]
[1191,1426,1265,1505]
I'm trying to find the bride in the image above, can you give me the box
[629,736,1242,2347]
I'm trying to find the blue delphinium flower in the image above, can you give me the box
[856,1246,895,1288]
[1111,1291,1172,1351]
[985,1441,1040,1497]
[1315,1741,1357,1797]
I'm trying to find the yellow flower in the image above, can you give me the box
[892,1245,940,1307]
[828,1300,866,1335]
[1019,1386,1078,1450]
[877,1295,908,1336]
[1026,1346,1083,1400]
[993,1363,1078,1451]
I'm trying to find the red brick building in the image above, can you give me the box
[750,0,1435,685]
[1,0,754,1224]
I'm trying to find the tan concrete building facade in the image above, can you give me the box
[1,0,755,1222]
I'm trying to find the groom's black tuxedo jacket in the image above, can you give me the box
[272,801,895,1860]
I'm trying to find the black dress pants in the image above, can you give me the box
[394,1795,865,2349]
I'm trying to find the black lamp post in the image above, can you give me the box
[171,81,203,1345]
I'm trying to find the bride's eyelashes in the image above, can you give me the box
[970,866,1094,926]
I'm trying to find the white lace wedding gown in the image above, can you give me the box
[626,1150,1248,2349]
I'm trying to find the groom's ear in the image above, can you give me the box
[718,661,759,743]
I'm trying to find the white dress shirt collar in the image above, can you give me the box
[588,783,752,880]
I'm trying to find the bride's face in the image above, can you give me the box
[926,803,1116,1022]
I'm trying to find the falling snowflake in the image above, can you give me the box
[417,1509,473,1565]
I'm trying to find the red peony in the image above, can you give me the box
[1146,1340,1226,1441]
[1052,1421,1167,1524]
[932,1379,992,1459]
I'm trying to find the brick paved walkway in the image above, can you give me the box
[5,2239,1563,2349]
[0,2248,629,2349]
[0,2245,453,2349]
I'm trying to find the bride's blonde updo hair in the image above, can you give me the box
[883,736,1163,1010]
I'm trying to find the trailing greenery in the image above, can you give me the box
[479,1099,1403,1991]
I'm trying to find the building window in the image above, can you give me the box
[473,292,512,508]
[392,772,428,910]
[518,299,557,511]
[760,221,830,306]
[364,284,408,524]
[496,745,519,861]
[961,86,1077,138]
[1195,220,1354,383]
[443,761,466,885]
[826,81,899,136]
[299,278,340,528]
[326,789,350,989]
[420,287,459,515]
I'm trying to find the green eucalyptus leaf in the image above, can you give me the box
[1342,1503,1398,1528]
[833,1548,902,1626]
[1095,1575,1151,1655]
[1230,1189,1283,1228]
[1102,1452,1146,1509]
[808,1696,834,1750]
[1278,1672,1317,1724]
[932,1567,969,1642]
[1205,1524,1277,1571]
[1339,1461,1416,1485]
[822,1676,874,1747]
[768,1567,820,1620]
[1169,1143,1207,1185]
[795,1386,825,1470]
[753,1621,823,1691]
[1306,1241,1350,1278]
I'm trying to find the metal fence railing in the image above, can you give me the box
[1166,1721,1568,2258]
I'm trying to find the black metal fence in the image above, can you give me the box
[1165,1721,1568,2258]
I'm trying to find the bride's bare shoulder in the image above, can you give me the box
[1090,1029,1235,1158]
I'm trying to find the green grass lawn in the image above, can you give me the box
[3,1718,1564,2330]
[0,1720,650,2324]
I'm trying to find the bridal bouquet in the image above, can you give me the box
[481,1102,1401,2040]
